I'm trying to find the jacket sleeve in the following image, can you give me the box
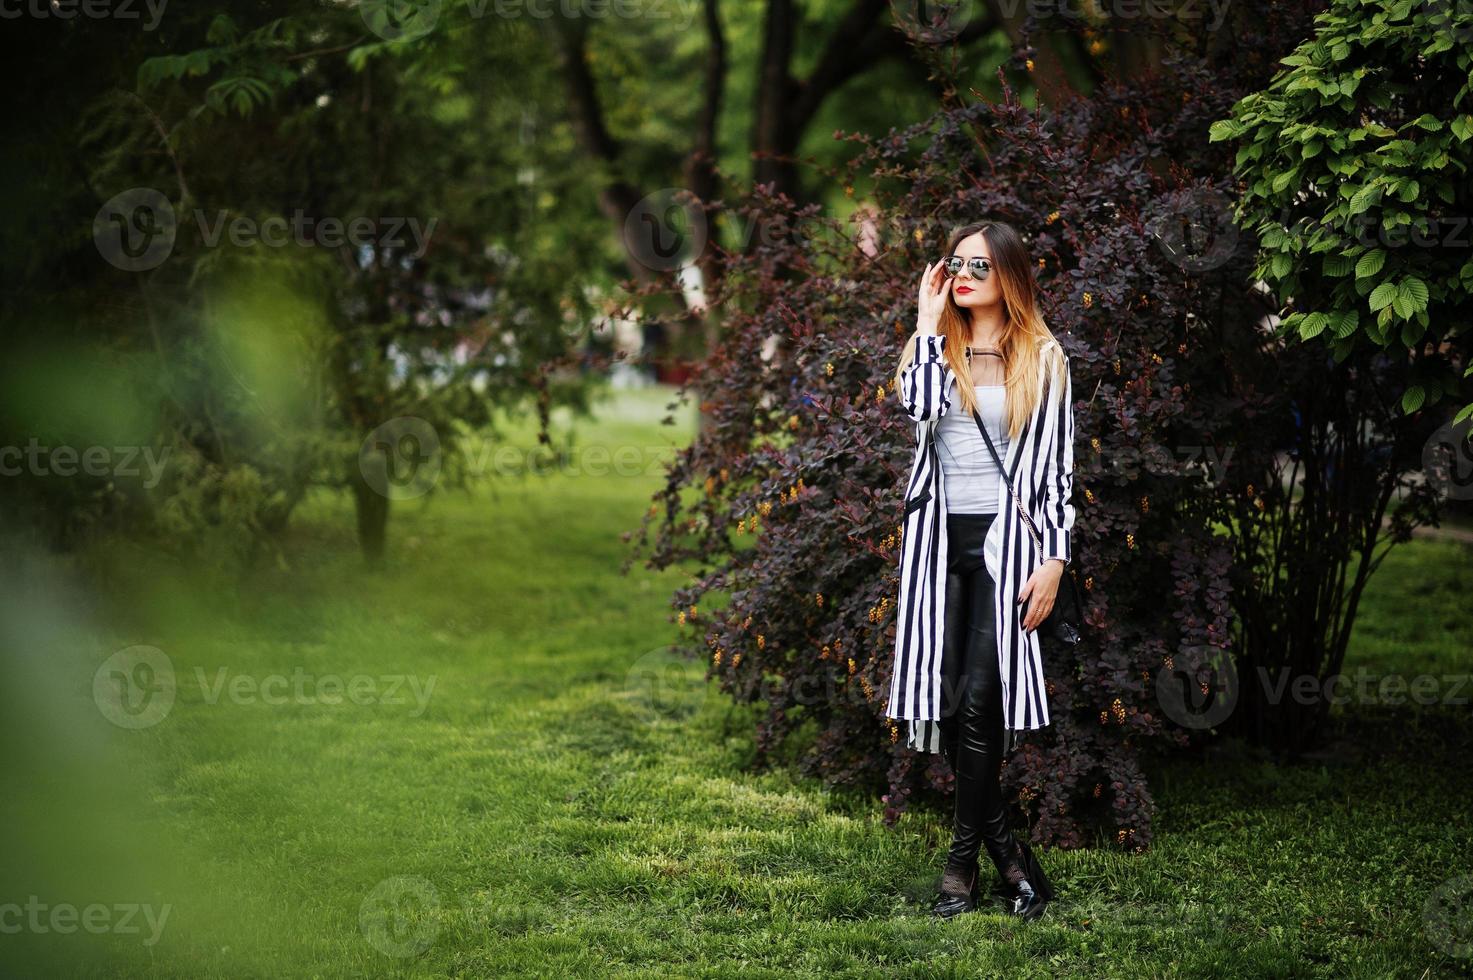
[898,333,953,422]
[1041,351,1076,565]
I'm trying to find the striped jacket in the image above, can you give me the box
[884,332,1076,755]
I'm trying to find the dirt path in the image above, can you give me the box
[1385,515,1473,545]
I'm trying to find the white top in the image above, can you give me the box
[934,384,1009,514]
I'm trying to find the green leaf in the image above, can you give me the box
[1348,184,1380,214]
[184,50,215,77]
[1401,385,1425,413]
[1398,276,1430,312]
[1369,282,1398,311]
[1209,119,1246,142]
[1355,250,1386,279]
[1392,288,1415,319]
[205,14,237,44]
[204,76,273,119]
[1300,312,1330,339]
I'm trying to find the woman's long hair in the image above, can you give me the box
[892,220,1064,438]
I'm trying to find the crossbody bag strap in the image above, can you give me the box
[969,406,1043,552]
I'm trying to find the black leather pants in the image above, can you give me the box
[938,512,1021,877]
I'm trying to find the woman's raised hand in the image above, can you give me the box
[916,260,950,336]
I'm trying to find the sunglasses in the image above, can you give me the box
[942,255,994,280]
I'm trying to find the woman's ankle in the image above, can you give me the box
[939,855,977,897]
[995,838,1027,885]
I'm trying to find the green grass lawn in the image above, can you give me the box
[2,385,1470,978]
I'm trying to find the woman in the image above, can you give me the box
[885,220,1075,920]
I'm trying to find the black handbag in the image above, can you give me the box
[969,407,1084,646]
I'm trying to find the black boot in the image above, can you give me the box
[998,837,1053,920]
[931,856,981,919]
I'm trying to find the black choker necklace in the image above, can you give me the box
[965,345,1005,359]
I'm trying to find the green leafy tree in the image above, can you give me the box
[1,4,605,563]
[1210,0,1473,421]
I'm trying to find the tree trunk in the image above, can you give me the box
[352,465,390,566]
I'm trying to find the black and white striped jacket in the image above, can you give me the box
[884,332,1076,754]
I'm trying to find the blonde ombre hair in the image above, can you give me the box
[892,220,1066,438]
